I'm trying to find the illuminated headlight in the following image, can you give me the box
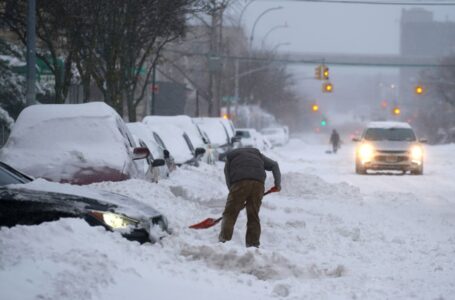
[88,211,139,229]
[410,145,423,162]
[359,144,375,164]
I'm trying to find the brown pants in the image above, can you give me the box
[219,180,264,247]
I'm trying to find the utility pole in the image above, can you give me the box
[231,58,239,117]
[26,0,36,106]
[151,61,157,115]
[196,89,200,117]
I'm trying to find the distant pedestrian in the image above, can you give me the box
[219,148,281,248]
[330,129,341,154]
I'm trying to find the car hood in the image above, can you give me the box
[369,140,417,151]
[5,179,162,220]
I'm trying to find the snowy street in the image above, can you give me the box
[1,137,454,300]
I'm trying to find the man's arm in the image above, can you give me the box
[261,154,281,190]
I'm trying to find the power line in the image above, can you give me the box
[264,0,455,6]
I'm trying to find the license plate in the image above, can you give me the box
[386,155,397,163]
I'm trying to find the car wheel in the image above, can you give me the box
[355,159,366,175]
[411,164,423,175]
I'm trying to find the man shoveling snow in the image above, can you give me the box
[219,148,281,248]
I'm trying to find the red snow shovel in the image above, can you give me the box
[189,186,279,229]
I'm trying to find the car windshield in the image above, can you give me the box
[364,128,416,141]
[236,131,251,138]
[0,162,32,185]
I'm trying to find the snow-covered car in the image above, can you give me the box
[143,116,206,166]
[0,103,150,184]
[0,161,170,243]
[193,117,238,160]
[126,122,170,181]
[143,116,216,164]
[261,127,289,146]
[235,128,270,151]
[353,121,426,175]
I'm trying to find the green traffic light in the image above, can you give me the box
[321,120,327,126]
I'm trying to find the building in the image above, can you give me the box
[399,8,455,104]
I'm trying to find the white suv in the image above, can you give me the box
[353,121,426,175]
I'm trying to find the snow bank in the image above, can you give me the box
[1,138,455,299]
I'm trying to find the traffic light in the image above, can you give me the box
[392,107,401,115]
[314,65,322,80]
[322,66,329,80]
[312,104,319,112]
[322,82,333,93]
[320,119,327,127]
[415,85,425,95]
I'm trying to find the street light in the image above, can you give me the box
[271,42,291,52]
[238,0,257,26]
[249,6,283,49]
[261,23,288,48]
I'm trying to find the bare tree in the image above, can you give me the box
[1,0,76,103]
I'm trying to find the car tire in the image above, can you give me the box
[411,164,423,175]
[355,159,367,175]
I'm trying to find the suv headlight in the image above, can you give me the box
[359,143,375,163]
[410,145,423,162]
[88,211,139,229]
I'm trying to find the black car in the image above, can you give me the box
[0,161,170,243]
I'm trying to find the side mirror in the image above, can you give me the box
[151,159,165,167]
[133,147,150,160]
[163,149,170,159]
[194,147,206,157]
[419,138,428,143]
[352,137,360,142]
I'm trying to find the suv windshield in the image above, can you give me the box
[236,131,251,138]
[364,128,416,142]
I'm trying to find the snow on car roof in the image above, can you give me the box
[143,115,205,148]
[13,102,118,126]
[143,117,193,164]
[0,103,131,182]
[193,117,230,146]
[126,122,163,158]
[366,121,412,129]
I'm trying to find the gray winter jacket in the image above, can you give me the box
[224,148,281,189]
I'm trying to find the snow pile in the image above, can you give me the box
[280,172,362,203]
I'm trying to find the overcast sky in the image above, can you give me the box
[235,0,455,55]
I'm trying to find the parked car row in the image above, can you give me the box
[0,102,289,244]
[0,103,242,185]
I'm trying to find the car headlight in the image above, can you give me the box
[358,143,375,163]
[88,211,139,229]
[410,145,423,162]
